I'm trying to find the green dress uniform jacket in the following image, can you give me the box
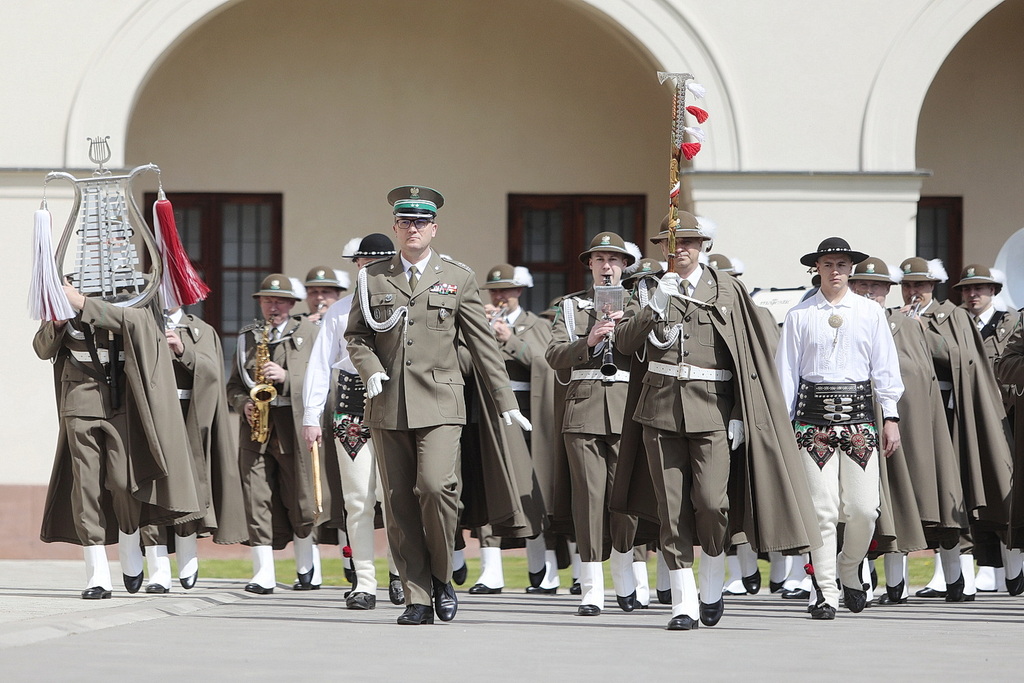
[37,298,203,545]
[994,315,1024,549]
[611,270,822,555]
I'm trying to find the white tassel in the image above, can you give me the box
[289,277,307,300]
[927,258,949,283]
[29,209,76,321]
[887,263,904,284]
[342,237,363,258]
[512,266,534,288]
[991,268,1008,285]
[683,126,706,143]
[730,257,746,276]
[686,82,707,99]
[696,216,718,242]
[623,241,643,274]
[334,269,351,290]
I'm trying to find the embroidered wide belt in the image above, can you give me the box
[335,370,366,416]
[176,389,192,400]
[509,380,531,392]
[795,379,873,426]
[70,349,125,364]
[648,361,733,382]
[570,369,630,383]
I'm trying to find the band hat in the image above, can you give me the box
[799,237,869,267]
[707,253,744,275]
[952,263,1004,292]
[252,273,303,300]
[621,257,665,286]
[650,210,708,243]
[482,263,534,289]
[849,257,902,283]
[303,266,349,290]
[899,257,948,283]
[578,231,638,266]
[388,185,445,217]
[342,233,397,260]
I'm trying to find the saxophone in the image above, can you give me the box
[249,320,278,443]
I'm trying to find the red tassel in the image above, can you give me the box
[681,142,701,160]
[154,198,210,308]
[686,106,709,123]
[804,563,815,576]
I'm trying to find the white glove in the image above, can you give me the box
[502,409,533,432]
[366,371,389,398]
[650,272,682,316]
[728,419,745,450]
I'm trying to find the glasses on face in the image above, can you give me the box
[395,218,433,231]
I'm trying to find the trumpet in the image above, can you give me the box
[905,294,922,318]
[249,319,278,443]
[487,303,509,329]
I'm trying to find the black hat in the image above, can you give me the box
[342,233,397,261]
[799,237,868,267]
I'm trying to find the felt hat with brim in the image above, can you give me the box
[899,257,947,283]
[303,266,346,289]
[622,257,665,285]
[252,274,302,300]
[579,232,637,266]
[849,257,895,283]
[482,263,533,289]
[342,233,396,260]
[707,254,735,273]
[650,210,706,243]
[800,237,868,267]
[388,185,445,218]
[953,264,1002,292]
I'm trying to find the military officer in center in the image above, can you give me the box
[345,185,532,626]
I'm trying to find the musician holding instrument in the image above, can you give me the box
[226,274,327,595]
[545,232,643,617]
[302,266,348,324]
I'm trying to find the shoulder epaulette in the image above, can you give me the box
[238,320,261,335]
[440,255,474,273]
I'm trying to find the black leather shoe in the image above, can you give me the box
[886,580,906,604]
[577,604,601,616]
[915,586,946,598]
[699,598,724,626]
[570,581,582,595]
[742,571,762,595]
[667,614,699,630]
[526,585,557,595]
[432,577,458,621]
[809,603,836,620]
[452,563,468,586]
[81,586,112,600]
[1007,570,1024,596]
[657,588,672,604]
[145,583,170,594]
[781,588,810,600]
[769,580,785,594]
[945,574,966,602]
[468,583,502,595]
[346,591,377,610]
[179,571,198,590]
[397,604,434,625]
[877,593,907,605]
[123,572,144,594]
[528,569,544,588]
[843,585,867,613]
[244,582,274,595]
[616,591,638,612]
[293,568,318,591]
[389,573,405,605]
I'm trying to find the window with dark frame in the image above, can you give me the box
[144,192,283,365]
[507,194,646,314]
[916,196,963,304]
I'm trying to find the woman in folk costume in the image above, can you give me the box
[848,258,965,604]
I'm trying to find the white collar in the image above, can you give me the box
[167,309,184,326]
[505,306,522,325]
[814,288,854,309]
[401,250,433,276]
[975,305,996,327]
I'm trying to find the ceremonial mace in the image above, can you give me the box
[657,71,703,272]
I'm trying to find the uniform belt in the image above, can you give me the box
[570,369,630,383]
[647,361,733,382]
[70,349,125,364]
[270,396,291,407]
[177,389,192,400]
[509,380,531,392]
[937,380,954,391]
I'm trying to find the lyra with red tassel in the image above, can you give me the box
[657,71,709,272]
[28,136,209,321]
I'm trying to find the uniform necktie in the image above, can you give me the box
[271,326,281,342]
[408,265,419,291]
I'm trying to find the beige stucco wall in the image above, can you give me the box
[917,0,1024,268]
[125,0,668,283]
